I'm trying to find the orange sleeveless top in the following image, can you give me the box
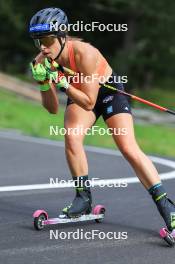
[67,41,107,89]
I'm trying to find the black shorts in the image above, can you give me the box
[66,71,132,121]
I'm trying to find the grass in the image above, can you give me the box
[0,88,175,157]
[133,87,175,110]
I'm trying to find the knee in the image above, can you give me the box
[120,144,141,164]
[65,133,83,155]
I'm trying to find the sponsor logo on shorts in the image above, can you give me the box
[107,105,113,114]
[103,95,114,104]
[124,106,129,111]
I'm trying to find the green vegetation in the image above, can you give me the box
[0,88,65,138]
[0,88,175,157]
[1,0,175,90]
[133,87,175,110]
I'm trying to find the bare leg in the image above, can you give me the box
[105,113,160,189]
[61,104,96,216]
[64,103,96,177]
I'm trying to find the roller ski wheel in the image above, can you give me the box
[93,205,106,223]
[33,210,48,231]
[159,228,175,247]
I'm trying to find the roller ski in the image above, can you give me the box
[33,188,105,230]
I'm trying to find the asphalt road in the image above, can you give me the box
[0,131,175,264]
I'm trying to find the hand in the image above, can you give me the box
[30,61,47,82]
[30,60,51,91]
[44,58,59,81]
[56,75,69,91]
[45,58,69,91]
[30,58,68,92]
[30,58,59,82]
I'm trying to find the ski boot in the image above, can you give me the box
[158,197,175,246]
[61,187,92,218]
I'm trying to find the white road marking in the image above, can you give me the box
[0,131,175,192]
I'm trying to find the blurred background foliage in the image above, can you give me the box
[0,0,175,156]
[1,0,175,90]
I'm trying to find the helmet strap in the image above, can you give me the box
[54,36,66,61]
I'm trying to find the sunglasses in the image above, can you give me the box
[33,35,57,49]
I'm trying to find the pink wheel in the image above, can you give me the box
[159,228,168,238]
[93,205,105,223]
[33,209,48,219]
[160,228,175,247]
[93,205,105,215]
[33,210,48,231]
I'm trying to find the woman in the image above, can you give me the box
[29,7,175,231]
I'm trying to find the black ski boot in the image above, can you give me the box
[62,187,92,218]
[149,183,175,231]
[156,197,175,231]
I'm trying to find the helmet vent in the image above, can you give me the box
[36,16,40,23]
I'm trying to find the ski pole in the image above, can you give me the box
[62,66,175,116]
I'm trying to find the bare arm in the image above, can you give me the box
[65,84,96,111]
[41,83,59,114]
[65,45,100,111]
